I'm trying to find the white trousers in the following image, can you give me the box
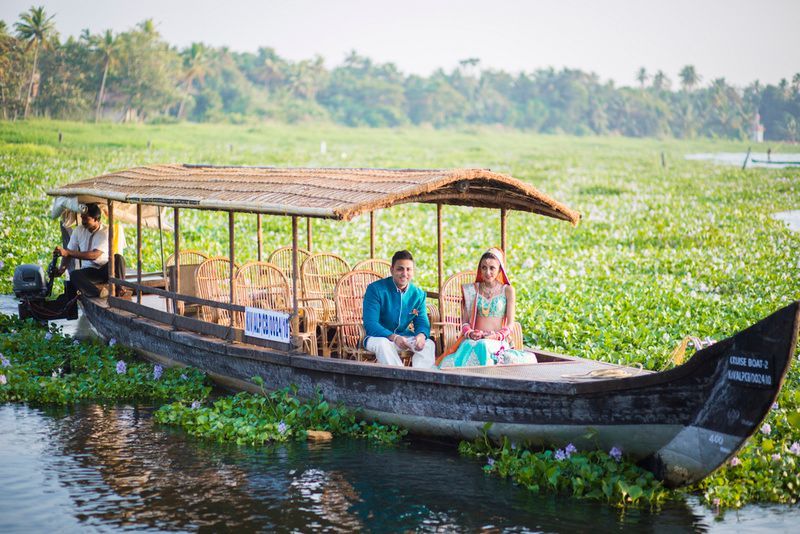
[365,337,436,368]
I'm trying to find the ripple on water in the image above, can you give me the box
[1,403,796,532]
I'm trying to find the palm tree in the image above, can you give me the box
[652,70,670,91]
[178,42,208,119]
[90,30,117,121]
[14,6,56,118]
[636,67,648,89]
[679,65,700,92]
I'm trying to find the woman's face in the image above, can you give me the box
[479,257,501,284]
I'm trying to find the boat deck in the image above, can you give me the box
[441,358,650,382]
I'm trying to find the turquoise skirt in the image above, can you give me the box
[437,339,537,369]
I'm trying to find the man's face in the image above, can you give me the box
[391,259,414,290]
[81,214,100,231]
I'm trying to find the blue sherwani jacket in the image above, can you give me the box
[363,277,430,346]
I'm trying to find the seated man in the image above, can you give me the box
[54,203,109,298]
[362,250,435,368]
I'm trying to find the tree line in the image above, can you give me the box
[2,7,799,141]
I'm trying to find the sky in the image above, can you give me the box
[2,0,798,88]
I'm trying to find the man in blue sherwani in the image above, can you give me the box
[362,250,435,368]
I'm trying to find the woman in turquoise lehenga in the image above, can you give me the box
[436,248,537,369]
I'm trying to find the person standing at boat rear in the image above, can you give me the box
[53,203,109,298]
[363,250,435,368]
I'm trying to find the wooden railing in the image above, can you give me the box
[108,277,296,352]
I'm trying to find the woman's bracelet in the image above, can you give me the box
[460,323,472,336]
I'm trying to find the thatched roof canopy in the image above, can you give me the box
[47,164,580,224]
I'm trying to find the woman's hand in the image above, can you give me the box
[468,329,485,341]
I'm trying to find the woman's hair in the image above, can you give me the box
[479,252,498,265]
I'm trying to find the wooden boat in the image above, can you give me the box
[46,165,797,488]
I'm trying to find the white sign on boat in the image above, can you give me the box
[245,307,290,343]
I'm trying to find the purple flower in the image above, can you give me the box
[115,360,126,374]
[153,365,163,380]
[554,449,567,461]
[730,456,741,467]
[1,355,10,368]
[712,498,720,506]
[486,457,495,467]
[790,442,800,456]
[771,453,781,462]
[180,373,188,380]
[772,402,779,410]
[191,400,201,409]
[72,339,80,346]
[278,421,287,434]
[0,260,4,270]
[609,446,623,461]
[761,423,771,435]
[108,338,117,347]
[44,332,53,341]
[0,374,6,385]
[565,443,578,457]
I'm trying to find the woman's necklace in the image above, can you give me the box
[478,282,499,316]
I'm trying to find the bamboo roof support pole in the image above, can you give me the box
[173,208,180,314]
[107,200,114,299]
[157,209,166,283]
[437,203,443,301]
[257,214,263,261]
[136,204,142,304]
[500,207,508,252]
[291,216,300,350]
[307,217,313,252]
[370,211,376,259]
[228,211,235,331]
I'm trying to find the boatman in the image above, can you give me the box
[54,203,109,298]
[362,250,435,368]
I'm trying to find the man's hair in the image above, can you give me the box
[84,203,102,220]
[391,250,414,266]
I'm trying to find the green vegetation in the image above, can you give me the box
[460,431,671,508]
[1,7,799,140]
[0,314,210,403]
[1,119,799,509]
[155,383,407,446]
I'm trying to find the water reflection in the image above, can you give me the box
[0,403,720,533]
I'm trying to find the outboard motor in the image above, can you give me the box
[13,264,49,299]
[13,252,77,321]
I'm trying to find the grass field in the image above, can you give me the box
[1,119,800,506]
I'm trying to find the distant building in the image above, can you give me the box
[751,113,765,143]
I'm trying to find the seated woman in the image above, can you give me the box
[436,248,537,369]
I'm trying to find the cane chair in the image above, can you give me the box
[299,253,350,356]
[333,270,382,362]
[195,257,238,326]
[165,250,209,314]
[438,269,524,352]
[352,258,391,278]
[267,246,311,296]
[233,261,318,355]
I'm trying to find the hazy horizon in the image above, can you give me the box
[2,0,798,88]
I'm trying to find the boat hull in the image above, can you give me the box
[82,298,798,487]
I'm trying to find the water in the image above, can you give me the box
[1,404,799,532]
[685,152,800,168]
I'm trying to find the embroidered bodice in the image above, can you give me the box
[476,291,507,318]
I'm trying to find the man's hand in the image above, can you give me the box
[414,333,426,351]
[55,246,69,258]
[392,335,410,350]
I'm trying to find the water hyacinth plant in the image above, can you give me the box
[460,431,670,508]
[0,314,210,404]
[154,385,406,446]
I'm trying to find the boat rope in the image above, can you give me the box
[561,362,644,380]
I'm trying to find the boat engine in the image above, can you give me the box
[13,252,78,321]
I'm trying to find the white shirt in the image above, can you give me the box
[67,224,109,269]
